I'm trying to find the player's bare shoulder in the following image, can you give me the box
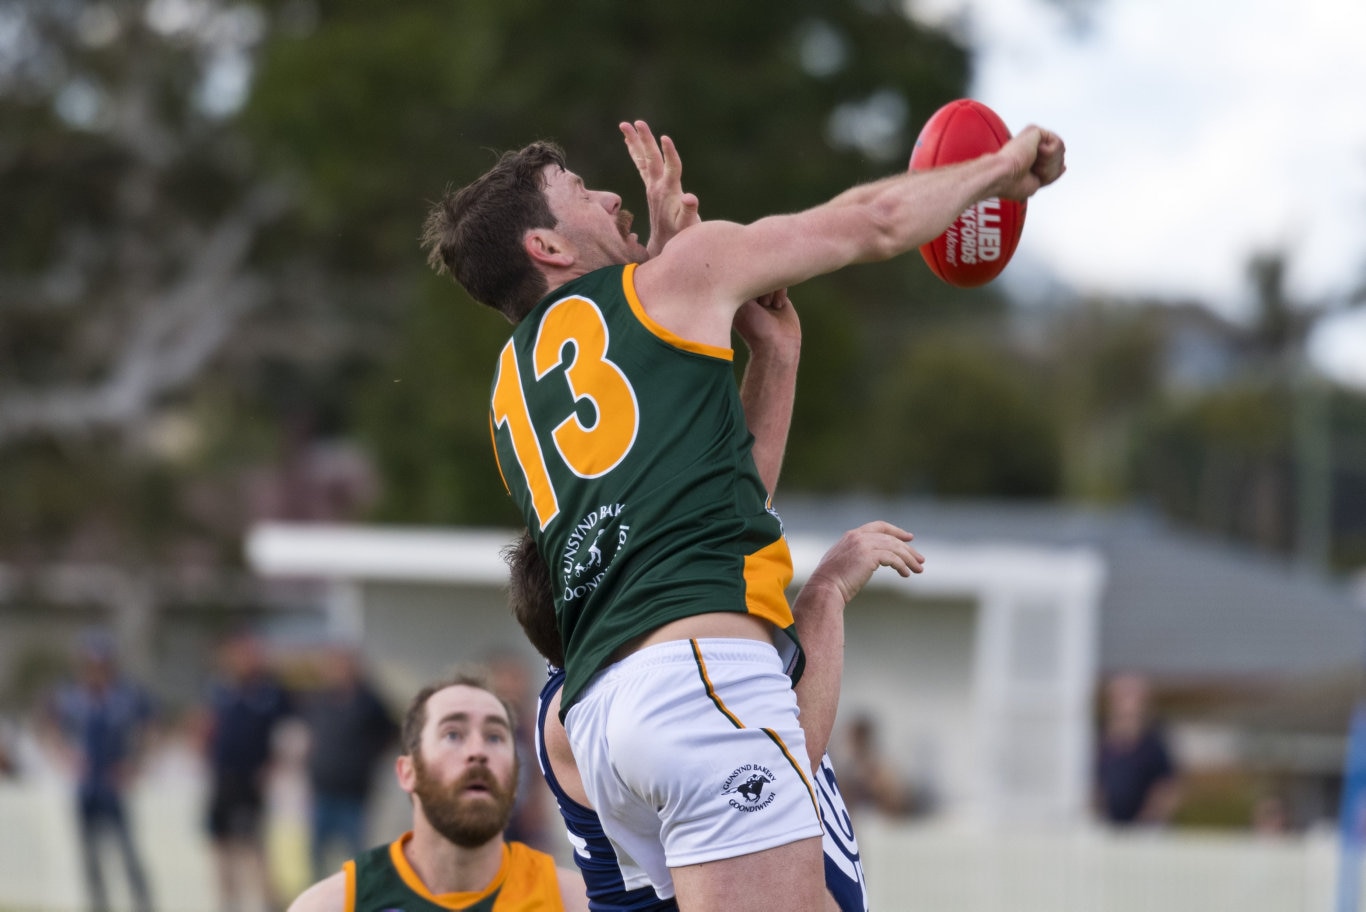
[632,218,750,348]
[635,217,747,288]
[287,870,348,912]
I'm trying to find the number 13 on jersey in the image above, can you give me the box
[491,297,640,531]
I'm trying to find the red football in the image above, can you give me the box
[909,99,1026,288]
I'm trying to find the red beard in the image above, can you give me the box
[411,752,519,849]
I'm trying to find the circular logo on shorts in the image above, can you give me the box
[722,764,777,813]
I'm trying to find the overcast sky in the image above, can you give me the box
[911,0,1366,386]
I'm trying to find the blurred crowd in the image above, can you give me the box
[0,629,1316,912]
[0,627,559,912]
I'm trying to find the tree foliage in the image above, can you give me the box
[2,0,1009,558]
[239,0,995,525]
[864,334,1062,497]
[0,0,292,559]
[11,0,1360,575]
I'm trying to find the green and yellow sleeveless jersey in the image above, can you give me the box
[344,834,564,912]
[490,263,801,714]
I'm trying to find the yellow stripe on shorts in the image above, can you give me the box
[689,640,822,823]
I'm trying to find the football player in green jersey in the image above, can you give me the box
[422,120,1063,912]
[288,673,589,912]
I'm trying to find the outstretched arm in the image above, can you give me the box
[793,521,925,767]
[634,123,1066,347]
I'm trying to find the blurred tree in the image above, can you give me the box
[863,333,1062,497]
[0,0,288,447]
[240,0,988,524]
[1129,250,1366,568]
[0,0,300,563]
[5,0,1362,577]
[1137,384,1295,553]
[1042,299,1165,501]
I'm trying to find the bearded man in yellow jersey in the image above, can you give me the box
[288,674,588,912]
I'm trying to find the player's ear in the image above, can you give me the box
[395,754,416,794]
[525,228,573,268]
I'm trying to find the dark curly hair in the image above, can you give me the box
[420,142,566,323]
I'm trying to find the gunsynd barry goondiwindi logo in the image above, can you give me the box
[559,504,628,604]
[722,764,777,813]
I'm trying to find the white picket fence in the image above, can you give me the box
[0,762,311,912]
[0,777,1357,912]
[858,817,1345,912]
[0,777,219,912]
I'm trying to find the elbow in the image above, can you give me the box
[859,201,906,262]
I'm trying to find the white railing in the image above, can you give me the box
[0,777,1355,912]
[859,817,1343,912]
[0,770,304,912]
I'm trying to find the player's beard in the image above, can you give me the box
[616,208,646,259]
[616,208,634,240]
[411,751,519,849]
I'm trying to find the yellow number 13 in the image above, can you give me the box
[491,297,639,530]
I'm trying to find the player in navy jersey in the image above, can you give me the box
[507,522,920,912]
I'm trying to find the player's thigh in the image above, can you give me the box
[670,834,826,912]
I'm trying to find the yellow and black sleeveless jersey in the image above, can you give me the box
[344,833,564,912]
[490,263,800,715]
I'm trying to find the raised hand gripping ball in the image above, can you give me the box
[909,98,1026,288]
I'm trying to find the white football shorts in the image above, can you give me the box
[564,637,823,897]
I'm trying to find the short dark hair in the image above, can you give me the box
[503,530,563,668]
[400,671,517,758]
[420,142,566,323]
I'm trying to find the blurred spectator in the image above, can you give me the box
[484,648,556,852]
[1094,672,1181,826]
[1252,793,1291,835]
[0,717,16,778]
[834,712,914,819]
[300,644,398,879]
[43,630,155,912]
[197,628,296,912]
